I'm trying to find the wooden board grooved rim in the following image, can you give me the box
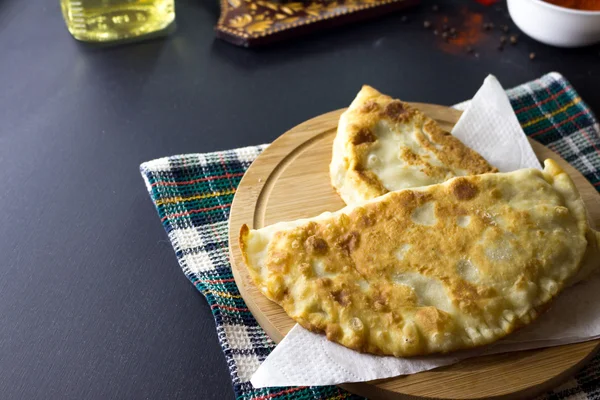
[228,104,600,400]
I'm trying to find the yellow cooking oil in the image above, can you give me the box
[61,0,175,43]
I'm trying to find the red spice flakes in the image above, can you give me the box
[475,0,499,5]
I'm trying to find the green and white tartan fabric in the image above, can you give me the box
[140,72,600,400]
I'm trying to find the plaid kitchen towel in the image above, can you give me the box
[140,72,600,400]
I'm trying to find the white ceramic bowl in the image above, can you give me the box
[507,0,600,47]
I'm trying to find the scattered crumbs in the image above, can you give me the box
[426,5,521,57]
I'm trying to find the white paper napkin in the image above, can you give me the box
[452,76,541,172]
[251,76,598,388]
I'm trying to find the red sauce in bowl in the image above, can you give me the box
[544,0,600,11]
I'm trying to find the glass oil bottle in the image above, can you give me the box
[61,0,175,43]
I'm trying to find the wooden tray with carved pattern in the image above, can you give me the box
[216,0,419,47]
[228,104,600,400]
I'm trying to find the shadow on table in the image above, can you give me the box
[207,9,420,71]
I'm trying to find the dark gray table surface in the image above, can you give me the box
[1,0,599,399]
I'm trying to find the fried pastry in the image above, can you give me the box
[330,85,497,205]
[241,160,600,357]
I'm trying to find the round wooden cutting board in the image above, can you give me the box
[228,104,600,400]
